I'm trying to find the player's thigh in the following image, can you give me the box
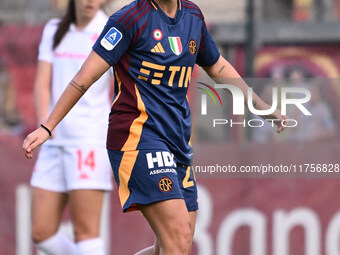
[140,199,192,248]
[31,187,68,242]
[63,145,113,191]
[68,189,105,241]
[136,212,196,255]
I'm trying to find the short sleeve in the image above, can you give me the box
[92,15,132,66]
[196,21,220,67]
[38,19,59,63]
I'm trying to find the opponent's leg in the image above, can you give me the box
[139,199,193,255]
[31,188,76,255]
[69,189,105,255]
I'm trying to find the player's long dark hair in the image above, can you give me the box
[53,0,76,49]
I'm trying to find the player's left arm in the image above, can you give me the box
[203,55,287,133]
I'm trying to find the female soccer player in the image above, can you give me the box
[24,0,286,254]
[28,0,112,254]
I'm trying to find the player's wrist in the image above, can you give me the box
[40,124,52,137]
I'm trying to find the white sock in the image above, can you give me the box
[76,238,105,255]
[36,232,77,255]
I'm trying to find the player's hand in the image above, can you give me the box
[264,109,288,133]
[22,127,50,159]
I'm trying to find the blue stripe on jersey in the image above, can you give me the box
[182,1,204,20]
[122,1,151,29]
[113,0,154,31]
[118,0,148,23]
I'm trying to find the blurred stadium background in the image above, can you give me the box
[1,0,340,254]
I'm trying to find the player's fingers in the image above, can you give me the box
[23,136,37,158]
[276,116,286,133]
[27,139,41,153]
[279,115,289,133]
[23,138,30,152]
[23,135,34,151]
[25,151,33,159]
[281,115,288,124]
[24,143,38,159]
[23,144,32,158]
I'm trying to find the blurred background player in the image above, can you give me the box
[289,81,336,142]
[29,0,113,254]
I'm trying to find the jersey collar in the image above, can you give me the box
[150,0,182,25]
[150,0,181,11]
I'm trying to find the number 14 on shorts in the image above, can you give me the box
[76,150,96,179]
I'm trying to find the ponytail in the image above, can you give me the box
[53,0,76,49]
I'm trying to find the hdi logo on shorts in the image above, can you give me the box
[146,151,176,169]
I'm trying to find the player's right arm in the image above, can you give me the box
[23,51,110,159]
[34,60,52,126]
[34,19,56,130]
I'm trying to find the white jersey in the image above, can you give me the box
[38,10,112,146]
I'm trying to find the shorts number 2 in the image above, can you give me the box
[183,166,194,188]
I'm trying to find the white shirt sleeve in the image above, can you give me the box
[38,18,59,62]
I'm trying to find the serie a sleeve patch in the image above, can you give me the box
[100,27,123,51]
